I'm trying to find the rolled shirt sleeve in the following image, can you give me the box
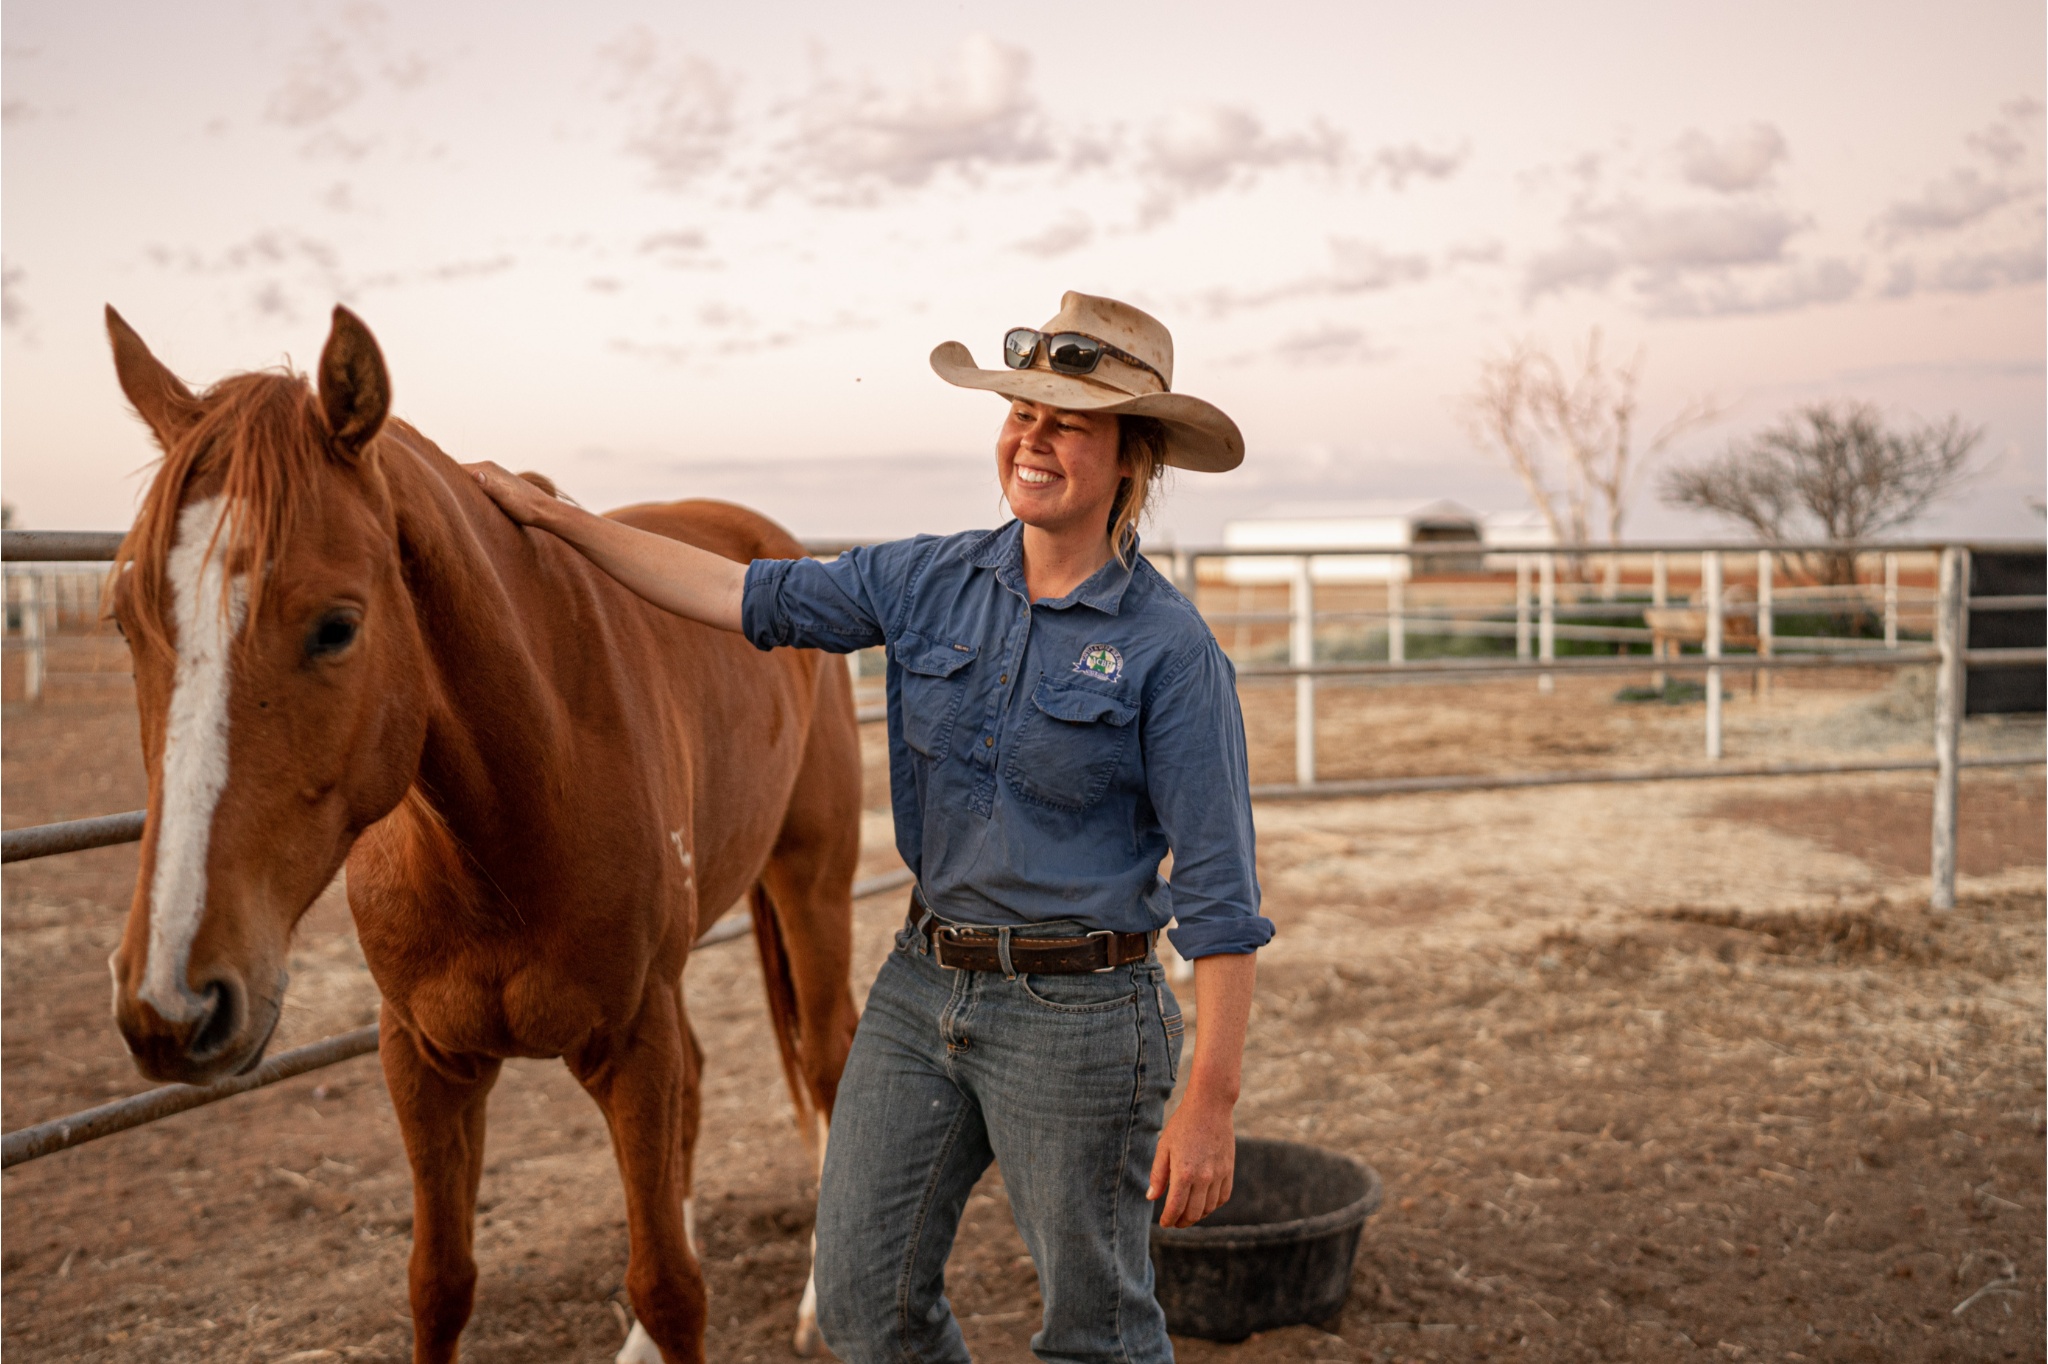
[1143,638,1271,959]
[741,538,937,654]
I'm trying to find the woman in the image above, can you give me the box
[471,291,1269,1364]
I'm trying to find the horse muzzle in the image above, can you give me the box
[112,963,283,1085]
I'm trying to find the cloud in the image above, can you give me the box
[1926,240,2048,293]
[145,230,344,323]
[1373,142,1467,189]
[1200,238,1430,313]
[148,230,344,280]
[1675,123,1787,193]
[268,29,361,128]
[2,263,28,331]
[1012,215,1094,258]
[600,29,737,190]
[422,256,515,282]
[142,228,519,324]
[1877,100,2042,241]
[1525,202,1803,301]
[1523,240,1622,298]
[1445,239,1505,267]
[636,228,719,271]
[1139,105,1344,222]
[1872,99,2044,297]
[1269,324,1387,366]
[640,228,710,256]
[1967,97,2043,168]
[1643,258,1862,317]
[1325,239,1432,291]
[609,325,795,367]
[1878,167,2019,240]
[251,280,296,319]
[764,34,1051,204]
[1601,202,1802,269]
[266,4,434,135]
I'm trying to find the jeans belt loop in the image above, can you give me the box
[910,884,935,955]
[996,927,1017,980]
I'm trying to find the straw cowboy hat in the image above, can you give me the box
[930,291,1244,473]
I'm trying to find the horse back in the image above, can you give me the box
[605,497,808,566]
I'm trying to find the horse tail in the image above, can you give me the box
[748,881,816,1141]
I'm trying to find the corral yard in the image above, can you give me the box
[4,639,2043,1363]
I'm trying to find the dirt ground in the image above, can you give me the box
[3,636,2043,1363]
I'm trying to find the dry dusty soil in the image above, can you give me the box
[3,637,2043,1364]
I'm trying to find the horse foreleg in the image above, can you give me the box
[572,979,706,1364]
[756,867,855,1357]
[381,1017,502,1364]
[792,1112,829,1356]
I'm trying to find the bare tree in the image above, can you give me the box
[1659,401,1982,584]
[1462,329,1720,550]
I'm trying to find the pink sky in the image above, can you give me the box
[3,0,2041,543]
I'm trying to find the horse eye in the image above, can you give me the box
[306,611,360,659]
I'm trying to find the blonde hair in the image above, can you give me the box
[1109,416,1169,563]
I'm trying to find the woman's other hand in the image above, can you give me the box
[1148,951,1256,1228]
[465,460,559,528]
[1148,1092,1236,1228]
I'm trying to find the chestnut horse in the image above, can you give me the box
[101,305,860,1364]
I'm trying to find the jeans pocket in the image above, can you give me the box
[1016,969,1140,1014]
[1155,981,1184,1086]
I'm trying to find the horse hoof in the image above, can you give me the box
[792,1262,822,1355]
[617,1319,665,1364]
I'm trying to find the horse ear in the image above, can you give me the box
[106,305,201,450]
[317,305,390,461]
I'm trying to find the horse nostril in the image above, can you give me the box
[188,979,243,1062]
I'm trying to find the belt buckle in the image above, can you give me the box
[1085,928,1119,972]
[932,925,972,971]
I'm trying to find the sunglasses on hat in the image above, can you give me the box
[1003,327,1170,392]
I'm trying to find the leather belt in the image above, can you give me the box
[905,896,1154,975]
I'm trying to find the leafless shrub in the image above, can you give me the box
[1461,329,1721,555]
[1659,401,1982,585]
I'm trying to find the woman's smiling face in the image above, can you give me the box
[996,401,1125,540]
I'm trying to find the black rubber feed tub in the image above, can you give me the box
[1150,1138,1383,1342]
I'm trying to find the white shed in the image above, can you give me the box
[1218,499,1486,583]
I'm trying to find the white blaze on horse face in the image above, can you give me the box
[139,497,247,1023]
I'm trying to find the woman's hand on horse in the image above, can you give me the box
[466,461,559,529]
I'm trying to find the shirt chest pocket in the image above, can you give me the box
[895,633,977,760]
[1005,676,1139,812]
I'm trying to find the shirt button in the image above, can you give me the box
[984,736,994,748]
[1000,674,1008,684]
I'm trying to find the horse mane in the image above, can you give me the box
[114,367,365,660]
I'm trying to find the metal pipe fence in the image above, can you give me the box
[2,530,2040,1167]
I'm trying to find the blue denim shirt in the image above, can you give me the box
[742,521,1270,958]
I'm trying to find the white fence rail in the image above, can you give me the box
[2,526,2040,1158]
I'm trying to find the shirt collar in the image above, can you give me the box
[969,520,1138,617]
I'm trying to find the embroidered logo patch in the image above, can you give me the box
[1073,643,1124,682]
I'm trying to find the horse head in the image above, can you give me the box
[103,305,430,1083]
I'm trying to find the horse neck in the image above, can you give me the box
[377,426,585,848]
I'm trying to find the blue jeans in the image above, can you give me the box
[814,915,1185,1364]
